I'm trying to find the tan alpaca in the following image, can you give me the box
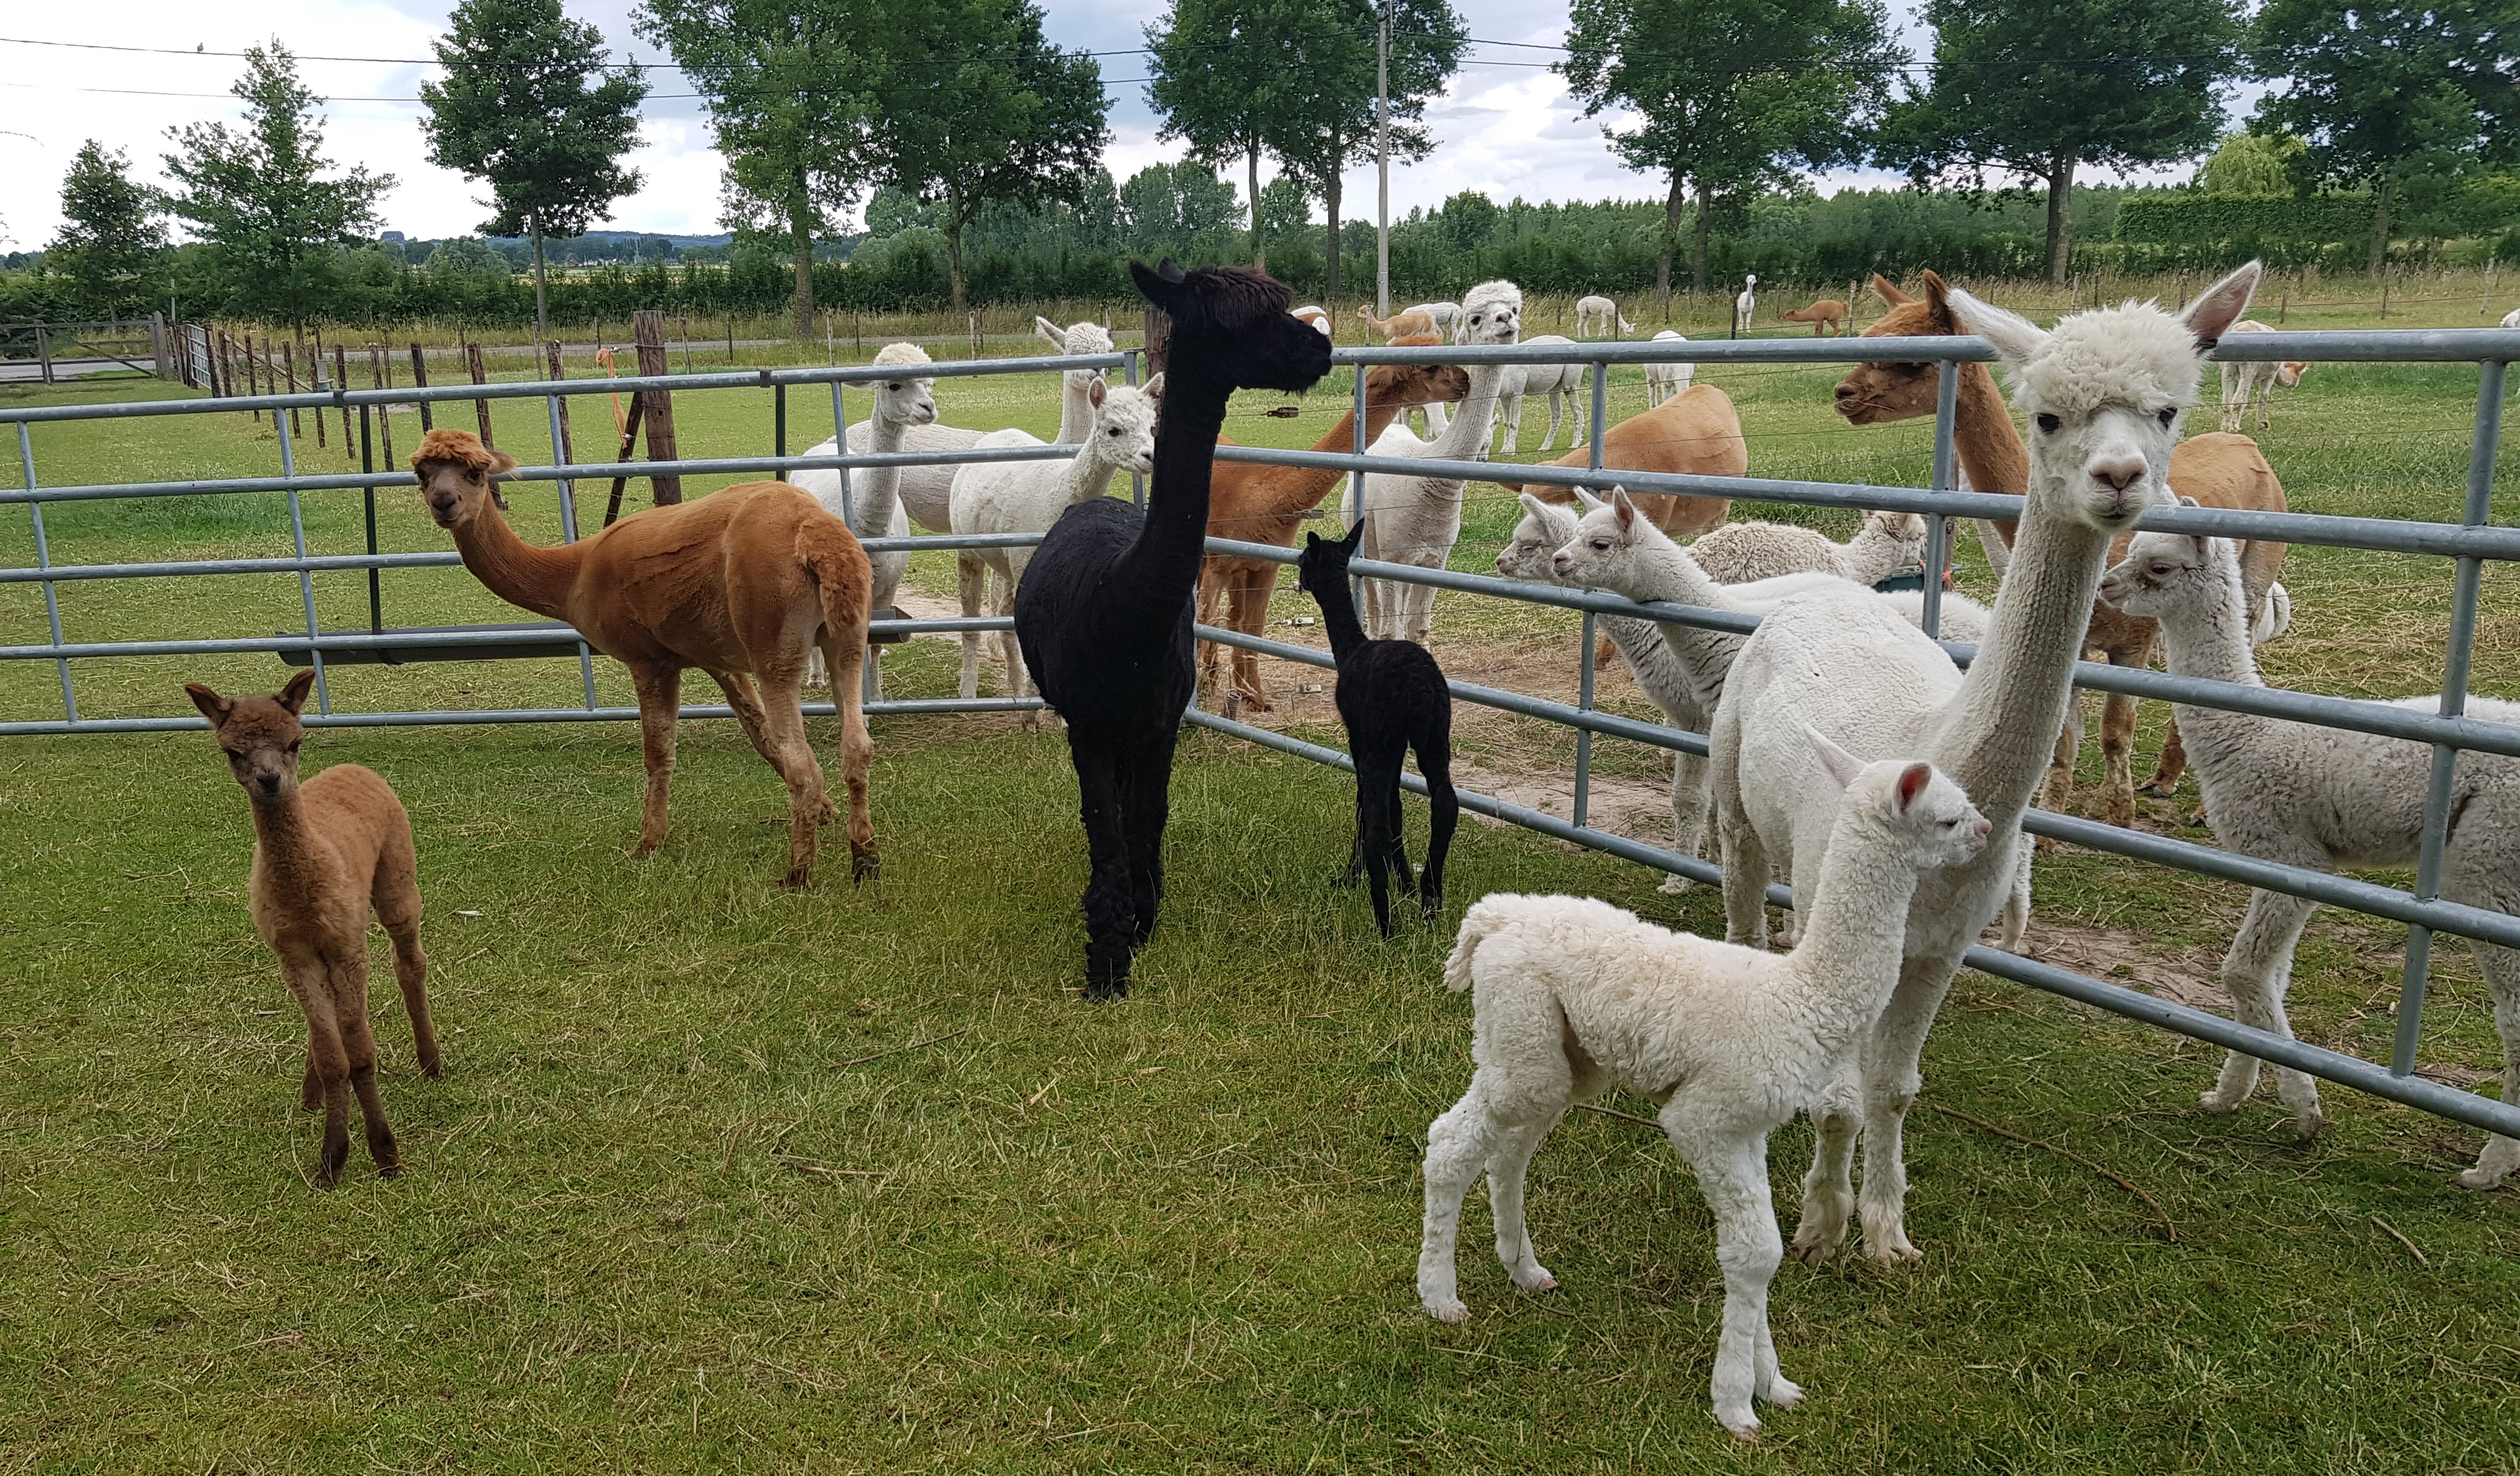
[188,671,436,1187]
[1493,383,1746,540]
[1832,271,2291,829]
[1358,304,1438,341]
[409,428,877,886]
[1780,299,1850,336]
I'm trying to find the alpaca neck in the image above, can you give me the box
[1061,434,1126,504]
[1251,402,1412,518]
[1426,363,1508,461]
[248,789,334,899]
[854,413,909,534]
[1784,811,1934,1040]
[1311,566,1370,661]
[1614,534,1728,610]
[1933,493,2113,812]
[2152,563,2263,693]
[1954,362,2028,500]
[1056,375,1095,444]
[451,505,583,622]
[1114,363,1232,600]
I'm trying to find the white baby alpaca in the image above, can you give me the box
[1690,510,1928,587]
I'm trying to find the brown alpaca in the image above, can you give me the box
[1781,298,1850,336]
[188,670,437,1187]
[1834,271,2291,828]
[1493,383,1744,541]
[1359,304,1438,341]
[409,428,876,886]
[1197,353,1471,711]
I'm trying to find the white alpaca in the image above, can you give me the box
[1358,280,1522,644]
[1409,301,1461,339]
[1691,510,1928,587]
[1704,263,2264,1265]
[796,342,932,695]
[1418,736,1991,1438]
[2101,522,2520,1187]
[1032,316,1115,441]
[1644,330,1695,407]
[2217,320,2308,434]
[1733,274,1758,335]
[1574,294,1635,338]
[2502,308,2520,329]
[948,374,1161,705]
[1492,336,1589,454]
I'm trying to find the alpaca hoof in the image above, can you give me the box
[629,838,661,860]
[1082,978,1129,1004]
[1719,1412,1762,1441]
[852,851,880,883]
[1658,873,1694,896]
[2452,1165,2512,1191]
[779,871,812,891]
[377,1160,404,1180]
[1424,1297,1469,1324]
[2137,781,2175,798]
[1765,1376,1804,1410]
[1509,1266,1556,1293]
[1787,1236,1839,1267]
[1864,1240,1924,1268]
[2198,1089,2244,1115]
[1420,895,1444,922]
[419,1058,442,1081]
[2288,1111,2329,1142]
[1240,692,1273,713]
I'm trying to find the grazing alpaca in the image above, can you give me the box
[1196,356,1471,713]
[188,671,438,1187]
[1358,279,1524,644]
[1495,384,1745,543]
[1832,268,2292,828]
[2218,320,2308,433]
[1732,275,1758,334]
[1780,299,1849,336]
[1709,263,2263,1265]
[411,428,876,886]
[1298,523,1461,935]
[798,343,931,695]
[1644,330,1694,407]
[1491,335,1589,454]
[1014,261,1332,999]
[1418,737,1990,1438]
[1361,304,1438,342]
[1411,300,1462,338]
[949,375,1162,707]
[2102,524,2520,1187]
[1292,304,1332,336]
[1691,510,1926,587]
[1574,294,1636,338]
[2504,307,2520,330]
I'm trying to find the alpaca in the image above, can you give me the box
[1643,330,1694,408]
[2505,308,2520,330]
[1707,263,2264,1264]
[2218,320,2308,433]
[1297,523,1461,935]
[1033,316,1117,441]
[1832,268,2292,829]
[950,374,1162,706]
[1418,736,1991,1438]
[1388,328,1461,438]
[1013,261,1332,1000]
[1292,305,1332,336]
[1491,336,1589,454]
[1358,279,1523,644]
[1495,384,1744,543]
[2101,523,2520,1187]
[1411,301,1462,338]
[1574,294,1635,338]
[1361,304,1438,341]
[1197,356,1471,713]
[1780,299,1849,336]
[1690,510,1927,587]
[798,343,931,696]
[411,428,876,886]
[188,670,438,1187]
[1732,275,1758,335]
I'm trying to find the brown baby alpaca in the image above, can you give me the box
[188,670,438,1187]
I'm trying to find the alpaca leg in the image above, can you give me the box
[1417,742,1459,921]
[1659,751,1711,896]
[1854,951,1964,1265]
[1499,394,1521,456]
[1355,749,1404,937]
[1712,730,1769,949]
[995,563,1034,707]
[1485,1109,1566,1293]
[705,669,819,819]
[750,676,831,889]
[1789,1062,1862,1264]
[1069,740,1134,1002]
[369,830,437,1078]
[1118,730,1175,947]
[1419,1077,1505,1322]
[818,633,881,883]
[2140,711,2191,798]
[2099,688,2141,830]
[2454,939,2520,1188]
[286,960,354,1187]
[1232,566,1275,711]
[2035,700,2084,851]
[331,953,400,1176]
[956,552,987,700]
[1674,1124,1794,1438]
[1998,833,2034,951]
[1196,570,1228,709]
[2204,885,2323,1132]
[628,664,682,858]
[2219,364,2244,434]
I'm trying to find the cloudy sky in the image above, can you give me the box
[0,0,2217,251]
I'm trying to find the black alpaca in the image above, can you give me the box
[1295,522,1461,935]
[1014,261,1332,1000]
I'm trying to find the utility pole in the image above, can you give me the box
[1375,0,1391,317]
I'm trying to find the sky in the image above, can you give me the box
[0,0,2229,252]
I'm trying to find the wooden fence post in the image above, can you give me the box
[334,343,353,452]
[545,339,573,473]
[408,343,435,432]
[466,340,495,446]
[368,343,396,468]
[1142,303,1171,380]
[281,339,303,439]
[242,331,259,419]
[633,309,682,505]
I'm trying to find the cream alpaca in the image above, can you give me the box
[798,342,931,695]
[1418,736,1990,1438]
[1491,334,1589,454]
[1690,510,1928,586]
[2218,320,2308,434]
[2102,524,2520,1187]
[1574,294,1634,338]
[1705,263,2263,1265]
[1643,330,1694,407]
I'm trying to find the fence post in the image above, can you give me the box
[633,309,682,505]
[150,311,169,379]
[35,324,51,386]
[465,340,494,447]
[281,340,304,439]
[273,398,330,716]
[409,344,434,431]
[332,344,353,452]
[368,343,396,468]
[16,423,76,723]
[359,401,383,637]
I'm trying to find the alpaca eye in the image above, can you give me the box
[1591,539,1610,551]
[2035,413,2061,433]
[2158,408,2177,427]
[2151,564,2173,576]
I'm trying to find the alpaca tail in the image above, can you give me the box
[1442,894,1529,994]
[795,513,875,668]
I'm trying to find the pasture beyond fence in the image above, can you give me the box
[2,330,2514,1149]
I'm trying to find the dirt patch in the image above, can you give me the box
[2008,918,2236,1015]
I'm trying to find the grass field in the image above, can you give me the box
[3,281,2518,1471]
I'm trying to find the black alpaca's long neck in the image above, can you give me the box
[1112,363,1231,610]
[1311,564,1369,663]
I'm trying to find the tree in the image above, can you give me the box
[2194,129,2307,195]
[2252,0,2520,275]
[46,141,168,311]
[638,0,877,337]
[1877,0,2244,284]
[1119,161,1244,257]
[161,42,393,326]
[1146,0,1294,269]
[864,0,1111,311]
[422,0,647,343]
[1562,0,1901,301]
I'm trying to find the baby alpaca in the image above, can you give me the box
[1419,735,1989,1438]
[1298,523,1461,935]
[2102,525,2520,1186]
[1690,510,1927,587]
[1643,331,1694,408]
[189,671,438,1187]
[2217,320,2308,434]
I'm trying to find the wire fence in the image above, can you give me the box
[2,328,2514,1146]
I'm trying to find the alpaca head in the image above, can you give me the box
[1456,280,1522,348]
[411,428,518,531]
[1550,486,1672,592]
[1129,259,1332,394]
[186,670,316,804]
[2098,501,2242,625]
[1948,261,2261,533]
[2275,360,2307,389]
[1084,374,1161,476]
[1859,509,1929,559]
[1034,316,1112,399]
[1808,726,1992,870]
[1496,493,1578,580]
[870,342,938,429]
[1296,518,1366,598]
[1364,356,1472,409]
[1832,269,1963,426]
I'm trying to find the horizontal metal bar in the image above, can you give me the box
[0,614,1012,661]
[0,695,1046,736]
[0,551,464,583]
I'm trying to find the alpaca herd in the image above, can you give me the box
[178,258,2519,1442]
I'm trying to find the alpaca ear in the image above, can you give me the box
[1872,274,1914,308]
[1034,316,1066,349]
[1806,725,1865,790]
[277,669,316,715]
[1158,257,1185,284]
[1341,518,1365,552]
[1942,288,2046,366]
[1518,491,1552,521]
[489,448,519,475]
[184,682,231,726]
[1305,530,1324,550]
[2180,261,2263,353]
[1610,488,1639,531]
[1921,270,1956,330]
[1088,377,1107,408]
[1141,372,1164,401]
[1896,763,1933,813]
[1573,486,1607,512]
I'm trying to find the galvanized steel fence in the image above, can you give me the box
[2,329,2514,1145]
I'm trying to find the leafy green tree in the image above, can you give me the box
[1877,0,2244,284]
[46,141,168,311]
[161,42,393,326]
[2194,129,2307,195]
[2252,0,2520,274]
[1562,0,1901,299]
[1119,161,1244,258]
[421,0,647,343]
[1437,189,1502,254]
[864,0,1111,311]
[1146,0,1297,268]
[638,0,877,336]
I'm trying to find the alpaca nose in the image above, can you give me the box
[2089,457,2146,494]
[1551,551,1572,574]
[1971,818,1992,842]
